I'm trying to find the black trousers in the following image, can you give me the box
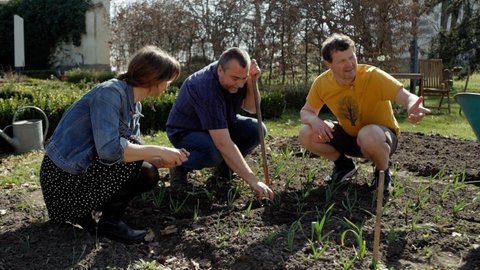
[98,161,160,220]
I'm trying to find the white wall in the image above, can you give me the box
[52,0,111,70]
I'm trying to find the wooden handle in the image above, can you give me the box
[372,170,385,265]
[252,79,271,186]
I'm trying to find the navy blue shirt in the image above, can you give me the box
[166,62,247,140]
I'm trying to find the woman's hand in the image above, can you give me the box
[158,147,189,167]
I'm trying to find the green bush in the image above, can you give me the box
[65,68,116,84]
[141,88,179,133]
[1,80,289,138]
[261,90,286,119]
[0,81,179,137]
[280,84,309,110]
[22,70,58,80]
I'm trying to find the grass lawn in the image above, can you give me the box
[1,73,479,186]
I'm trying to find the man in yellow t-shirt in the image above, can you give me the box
[299,33,430,195]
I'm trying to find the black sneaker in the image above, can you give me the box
[169,166,190,191]
[213,163,233,181]
[372,168,392,196]
[325,158,357,184]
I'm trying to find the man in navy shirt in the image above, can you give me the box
[166,47,273,200]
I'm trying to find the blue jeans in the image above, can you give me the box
[169,115,267,171]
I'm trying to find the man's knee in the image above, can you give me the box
[298,125,313,148]
[357,125,391,154]
[190,143,223,168]
[357,125,383,145]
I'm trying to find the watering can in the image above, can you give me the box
[454,92,480,140]
[0,106,49,153]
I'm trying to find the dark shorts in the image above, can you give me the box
[328,123,398,158]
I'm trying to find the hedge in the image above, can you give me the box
[1,80,291,141]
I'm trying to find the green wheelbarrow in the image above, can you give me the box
[455,92,480,140]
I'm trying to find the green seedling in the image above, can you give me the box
[390,177,405,199]
[152,184,167,208]
[287,220,302,252]
[432,165,447,182]
[132,259,163,270]
[342,189,358,218]
[452,199,467,216]
[70,245,87,269]
[423,246,434,260]
[325,182,341,205]
[339,247,356,270]
[271,154,287,180]
[193,199,200,221]
[413,194,431,212]
[15,233,31,250]
[404,198,411,225]
[417,182,431,195]
[433,205,450,223]
[307,239,329,262]
[195,187,215,202]
[386,226,401,243]
[285,168,297,191]
[237,220,249,237]
[410,213,421,231]
[214,213,227,231]
[245,200,253,218]
[452,172,467,191]
[169,193,190,214]
[271,191,283,207]
[265,230,278,245]
[227,185,241,208]
[341,217,366,259]
[440,185,451,203]
[293,193,306,215]
[304,167,317,183]
[311,204,334,243]
[216,233,228,244]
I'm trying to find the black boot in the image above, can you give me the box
[97,199,147,244]
[96,161,159,244]
[97,192,146,244]
[97,218,147,244]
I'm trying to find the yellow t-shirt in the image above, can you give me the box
[306,64,403,136]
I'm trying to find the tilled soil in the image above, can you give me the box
[1,132,479,270]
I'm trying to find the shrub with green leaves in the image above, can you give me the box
[282,84,309,111]
[261,90,286,119]
[65,68,117,84]
[0,81,180,137]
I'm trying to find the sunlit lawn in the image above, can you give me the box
[1,73,479,186]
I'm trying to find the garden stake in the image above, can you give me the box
[253,78,271,186]
[372,170,385,267]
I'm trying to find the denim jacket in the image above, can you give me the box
[45,79,142,174]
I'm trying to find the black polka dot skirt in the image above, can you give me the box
[40,155,142,224]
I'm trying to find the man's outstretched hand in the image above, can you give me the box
[408,96,431,124]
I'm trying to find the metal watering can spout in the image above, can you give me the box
[0,106,49,153]
[0,127,17,148]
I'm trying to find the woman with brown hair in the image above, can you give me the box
[40,46,189,244]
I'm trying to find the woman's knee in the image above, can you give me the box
[137,162,160,192]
